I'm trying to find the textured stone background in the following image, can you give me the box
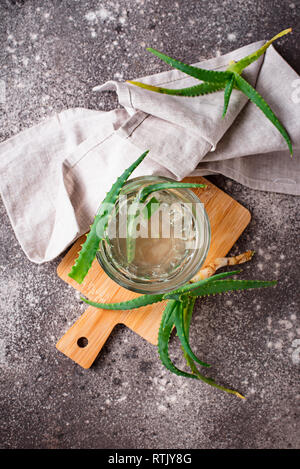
[0,0,299,449]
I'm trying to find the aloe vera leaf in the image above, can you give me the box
[182,295,196,337]
[183,349,245,398]
[227,28,292,75]
[126,182,206,263]
[161,299,177,329]
[68,150,149,283]
[80,292,164,310]
[174,301,210,367]
[127,81,225,96]
[146,47,233,83]
[222,74,235,118]
[157,300,199,380]
[163,270,242,300]
[142,196,160,219]
[188,278,277,298]
[138,182,206,204]
[180,296,244,398]
[234,73,292,155]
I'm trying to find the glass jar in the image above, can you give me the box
[96,176,211,294]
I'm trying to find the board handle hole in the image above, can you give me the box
[77,337,88,348]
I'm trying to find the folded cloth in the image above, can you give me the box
[0,40,299,264]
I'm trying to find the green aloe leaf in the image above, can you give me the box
[188,278,277,298]
[128,30,293,155]
[160,299,176,330]
[234,73,292,155]
[81,292,164,310]
[127,81,226,97]
[183,352,245,398]
[227,28,292,75]
[181,296,245,398]
[163,270,242,300]
[222,74,235,118]
[138,182,206,204]
[157,300,199,380]
[142,196,160,219]
[182,295,196,338]
[146,47,233,83]
[68,150,149,284]
[174,300,210,367]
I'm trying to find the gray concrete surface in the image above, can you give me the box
[0,0,299,449]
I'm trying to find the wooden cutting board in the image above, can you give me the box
[56,177,251,368]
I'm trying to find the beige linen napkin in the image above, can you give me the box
[0,40,299,264]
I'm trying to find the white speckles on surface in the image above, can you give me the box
[227,33,237,42]
[116,395,127,403]
[85,7,115,24]
[75,291,81,300]
[291,339,300,364]
[267,317,272,328]
[41,95,50,103]
[279,320,293,330]
[85,11,98,22]
[0,338,6,364]
[274,341,283,350]
[97,7,114,21]
[114,71,123,80]
[22,57,29,67]
[157,404,167,412]
[6,46,16,54]
[166,395,177,404]
[119,15,127,25]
